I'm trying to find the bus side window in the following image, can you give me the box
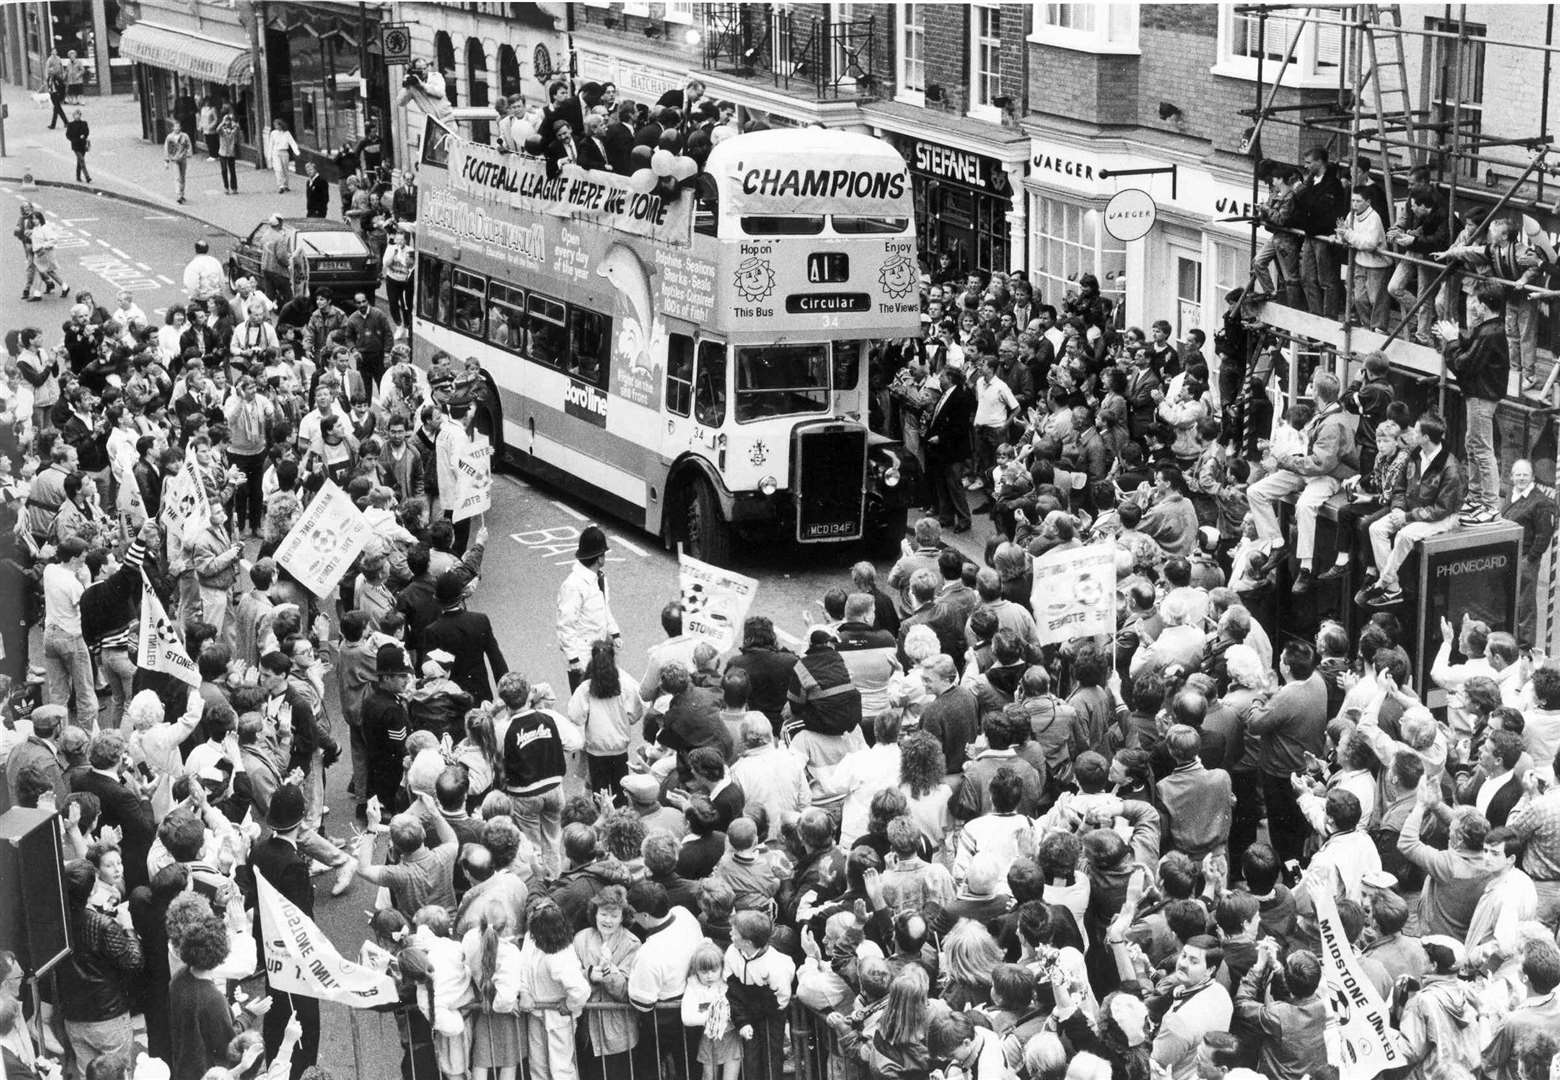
[418,256,445,324]
[694,341,726,427]
[569,307,612,389]
[453,269,487,338]
[488,282,527,354]
[528,295,567,369]
[693,174,719,237]
[666,333,693,418]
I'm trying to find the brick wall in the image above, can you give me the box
[921,2,968,114]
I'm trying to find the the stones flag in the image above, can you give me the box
[137,574,200,687]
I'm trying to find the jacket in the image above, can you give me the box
[786,643,861,736]
[1338,205,1390,268]
[360,685,411,806]
[833,621,901,717]
[1282,401,1357,479]
[421,608,508,703]
[1501,486,1558,566]
[502,708,569,796]
[555,561,620,669]
[1292,163,1349,237]
[1391,444,1466,522]
[1444,315,1510,402]
[1343,375,1395,452]
[922,383,976,465]
[56,907,143,1022]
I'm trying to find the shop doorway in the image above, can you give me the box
[1172,245,1203,341]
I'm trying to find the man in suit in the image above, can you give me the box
[896,569,966,675]
[546,119,580,178]
[4,703,68,806]
[1500,458,1557,649]
[304,162,330,218]
[420,571,508,704]
[1458,729,1525,828]
[577,113,615,172]
[250,783,319,1080]
[1246,640,1328,868]
[923,366,976,533]
[603,102,637,174]
[71,729,156,892]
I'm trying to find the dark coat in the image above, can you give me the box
[72,770,155,891]
[1391,444,1466,522]
[420,608,508,703]
[923,383,976,465]
[1444,315,1510,402]
[305,174,330,217]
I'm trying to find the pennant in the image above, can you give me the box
[256,873,396,1007]
[137,574,200,687]
[1312,886,1407,1080]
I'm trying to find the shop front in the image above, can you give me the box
[263,2,391,178]
[120,18,258,155]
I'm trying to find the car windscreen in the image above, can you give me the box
[295,231,369,256]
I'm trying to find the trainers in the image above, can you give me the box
[1316,563,1349,581]
[1366,586,1404,607]
[1460,506,1499,526]
[1255,545,1289,576]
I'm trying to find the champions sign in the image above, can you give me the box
[446,133,692,245]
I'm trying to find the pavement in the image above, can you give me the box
[1,90,309,239]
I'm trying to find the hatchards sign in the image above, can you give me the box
[1104,188,1157,242]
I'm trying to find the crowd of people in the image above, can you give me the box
[4,109,1560,1080]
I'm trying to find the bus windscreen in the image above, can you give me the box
[735,344,830,422]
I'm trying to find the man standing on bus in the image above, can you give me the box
[557,525,622,692]
[924,366,976,534]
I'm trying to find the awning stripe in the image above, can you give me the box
[119,22,253,85]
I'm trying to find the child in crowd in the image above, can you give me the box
[412,905,474,1080]
[712,817,779,913]
[724,911,795,1080]
[682,940,740,1080]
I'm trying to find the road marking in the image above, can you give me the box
[95,238,112,248]
[136,262,153,271]
[62,217,100,224]
[156,274,174,285]
[547,499,588,522]
[144,213,176,220]
[609,533,648,558]
[110,248,130,259]
[511,525,631,565]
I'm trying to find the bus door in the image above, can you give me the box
[662,334,727,461]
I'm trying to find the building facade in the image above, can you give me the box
[1,0,124,99]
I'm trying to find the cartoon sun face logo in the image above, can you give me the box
[733,256,776,303]
[878,254,917,299]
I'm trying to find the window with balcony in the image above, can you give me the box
[968,3,1004,121]
[896,3,925,105]
[1213,4,1346,85]
[1031,3,1140,54]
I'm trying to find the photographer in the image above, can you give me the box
[396,58,454,124]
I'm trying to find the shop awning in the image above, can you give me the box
[119,22,253,85]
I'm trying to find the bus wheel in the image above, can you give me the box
[685,479,733,565]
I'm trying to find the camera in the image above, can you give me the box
[401,72,423,89]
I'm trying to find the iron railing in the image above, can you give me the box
[702,5,880,100]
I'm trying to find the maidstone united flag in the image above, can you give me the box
[257,873,396,1007]
[137,574,200,687]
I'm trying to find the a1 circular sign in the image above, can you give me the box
[1104,188,1157,242]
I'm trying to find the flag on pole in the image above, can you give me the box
[137,574,200,687]
[159,461,211,544]
[256,873,396,1007]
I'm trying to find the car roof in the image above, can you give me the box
[278,218,356,233]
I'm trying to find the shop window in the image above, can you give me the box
[666,333,694,417]
[967,3,1004,122]
[451,269,487,337]
[895,3,925,106]
[1030,196,1124,320]
[1030,3,1140,54]
[487,281,528,353]
[527,295,567,367]
[418,256,449,324]
[1214,3,1345,86]
[568,307,612,388]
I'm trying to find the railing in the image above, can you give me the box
[508,998,843,1080]
[702,6,880,100]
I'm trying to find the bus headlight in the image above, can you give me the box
[883,467,901,488]
[758,475,778,496]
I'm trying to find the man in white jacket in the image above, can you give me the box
[1336,188,1391,330]
[556,524,621,692]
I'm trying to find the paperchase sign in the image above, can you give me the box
[1104,188,1157,242]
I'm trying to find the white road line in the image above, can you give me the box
[156,274,174,285]
[144,213,176,220]
[548,499,588,522]
[136,262,153,271]
[64,217,100,223]
[609,533,648,558]
[110,248,130,259]
[96,238,112,248]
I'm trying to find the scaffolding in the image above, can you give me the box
[1234,2,1560,438]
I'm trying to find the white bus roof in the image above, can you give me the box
[706,128,913,218]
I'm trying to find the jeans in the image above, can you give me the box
[1261,771,1307,869]
[201,585,233,649]
[1351,263,1391,329]
[386,278,413,327]
[349,724,369,813]
[1245,469,1341,563]
[64,1014,135,1075]
[585,753,629,795]
[272,158,291,190]
[301,747,325,832]
[513,784,565,878]
[73,150,91,182]
[172,159,188,200]
[1368,510,1460,587]
[974,424,1005,490]
[1388,261,1441,339]
[1252,235,1304,308]
[48,92,68,128]
[1302,237,1342,318]
[230,450,266,533]
[1464,396,1500,510]
[219,155,238,192]
[100,646,137,731]
[1507,298,1538,380]
[297,826,350,868]
[44,626,98,728]
[1517,557,1541,649]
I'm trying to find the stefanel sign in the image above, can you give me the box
[1104,188,1157,242]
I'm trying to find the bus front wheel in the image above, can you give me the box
[684,479,734,566]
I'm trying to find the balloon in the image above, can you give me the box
[630,144,654,170]
[650,149,675,178]
[656,177,680,202]
[670,155,698,182]
[657,129,684,153]
[711,124,738,145]
[628,168,658,194]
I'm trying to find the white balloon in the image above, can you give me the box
[671,155,698,182]
[629,168,658,194]
[650,148,676,178]
[711,124,738,145]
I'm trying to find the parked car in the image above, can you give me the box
[226,217,382,303]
